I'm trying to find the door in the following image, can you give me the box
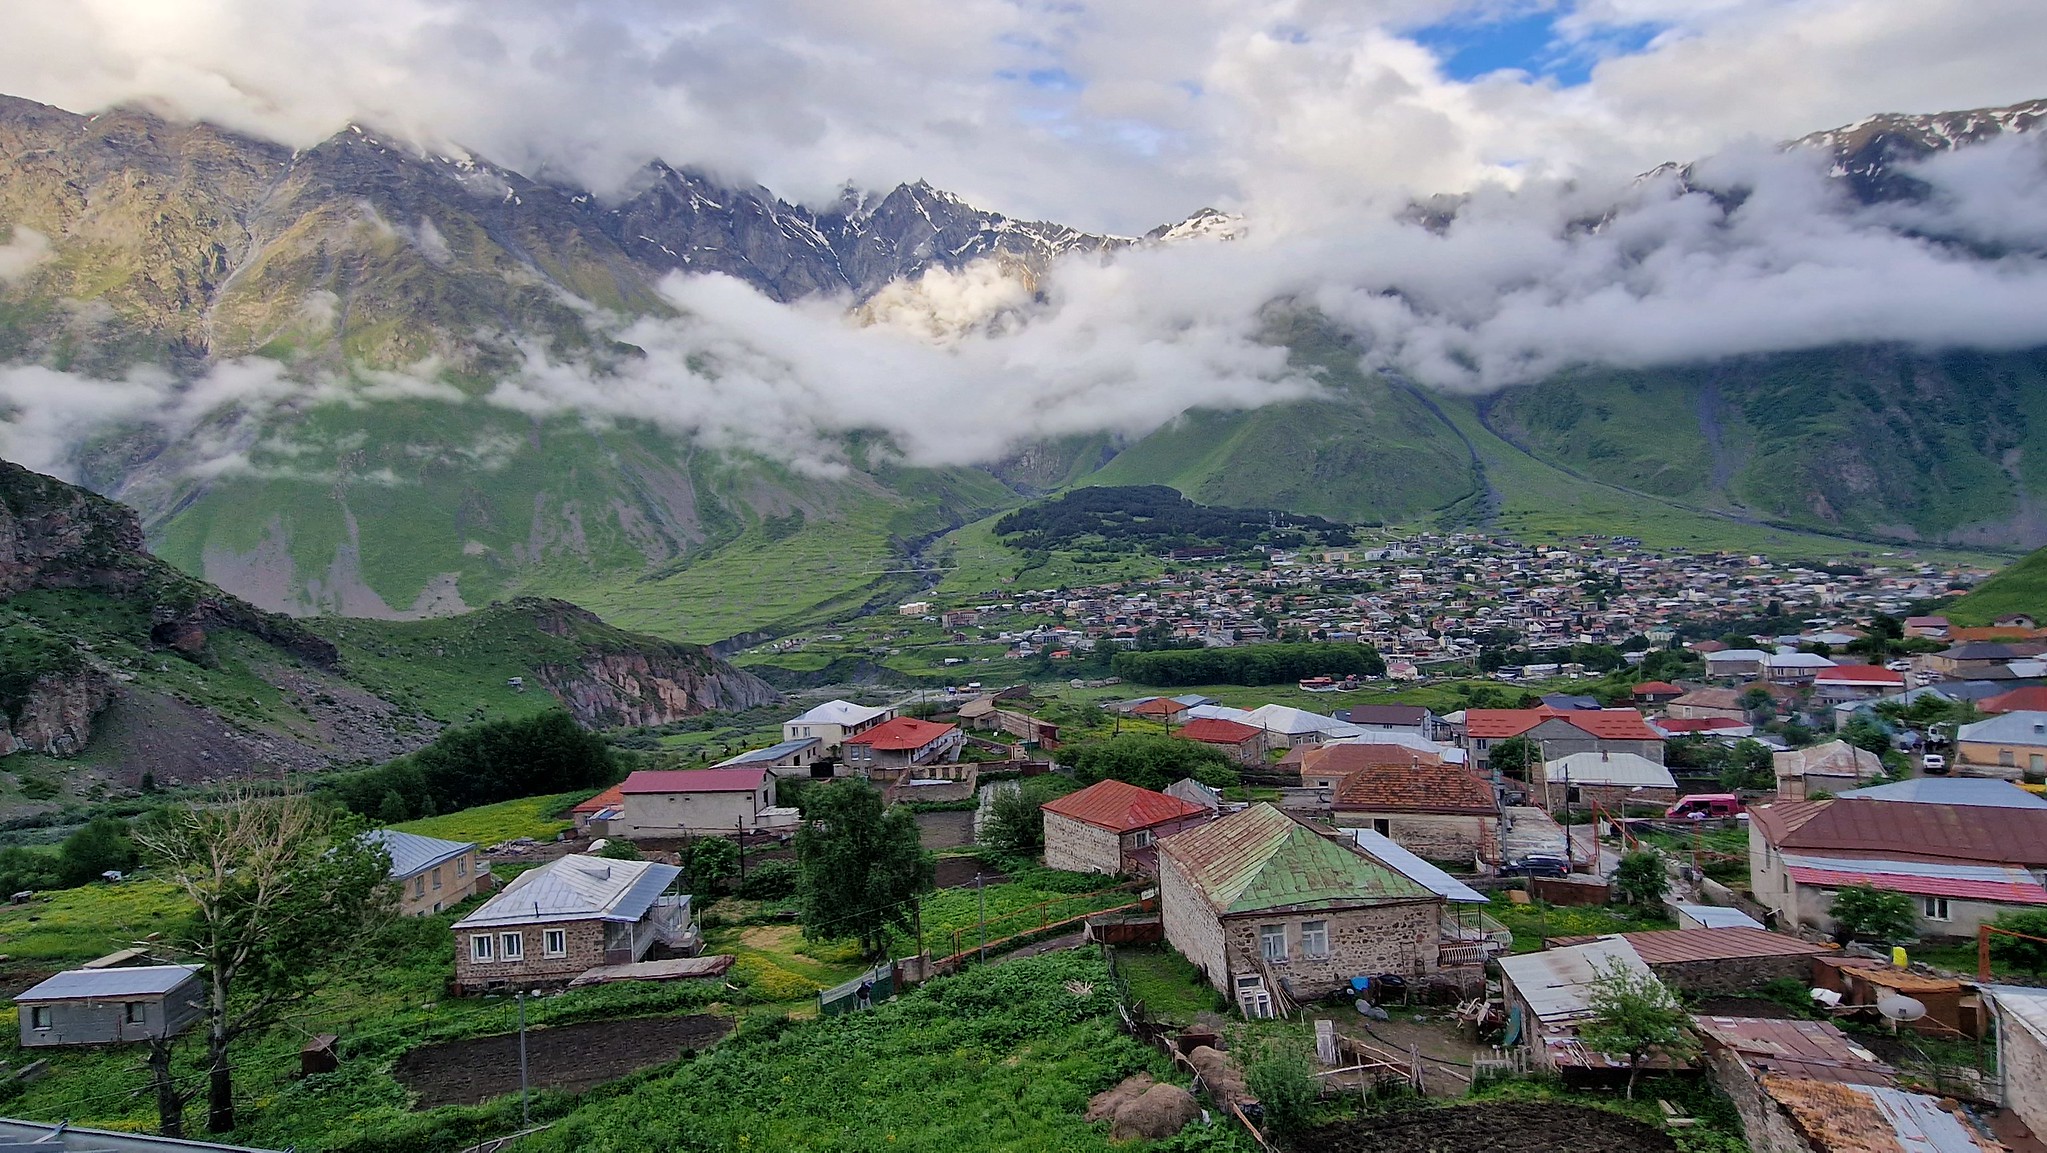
[1235,975,1273,1020]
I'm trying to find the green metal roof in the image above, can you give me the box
[1160,803,1433,915]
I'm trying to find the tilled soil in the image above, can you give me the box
[932,855,1008,889]
[394,1013,731,1108]
[1299,1101,1677,1153]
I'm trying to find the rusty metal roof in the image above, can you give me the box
[1331,762,1496,816]
[1039,778,1208,834]
[1157,803,1432,916]
[1753,797,2047,867]
[1173,718,1263,745]
[1763,1076,2001,1153]
[1693,1017,1894,1086]
[1547,927,1833,965]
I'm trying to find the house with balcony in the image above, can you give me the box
[841,716,965,773]
[1040,779,1212,875]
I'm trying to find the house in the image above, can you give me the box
[452,855,691,992]
[1330,762,1499,863]
[1987,985,2047,1141]
[1340,829,1509,967]
[15,965,204,1047]
[1460,708,1665,773]
[1128,696,1190,723]
[1295,742,1445,791]
[1932,643,2028,678]
[571,784,626,834]
[1904,615,1950,638]
[1039,779,1211,875]
[1241,704,1364,749]
[1705,649,1772,679]
[1157,803,1446,1014]
[1164,777,1223,813]
[1765,651,1836,685]
[841,716,965,772]
[1956,711,2047,776]
[1979,685,2047,715]
[713,736,826,779]
[1749,798,2047,938]
[1808,664,1905,705]
[615,769,794,837]
[1839,777,2047,808]
[1546,927,1832,996]
[782,699,897,754]
[1333,704,1436,737]
[1667,687,1751,722]
[1172,717,1267,767]
[1631,681,1683,705]
[363,829,484,916]
[1535,751,1678,811]
[1496,938,1683,1076]
[1771,741,1884,802]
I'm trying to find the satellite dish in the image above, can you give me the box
[1878,993,1927,1023]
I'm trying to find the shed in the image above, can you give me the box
[14,965,204,1047]
[1672,902,1766,932]
[1548,927,1833,996]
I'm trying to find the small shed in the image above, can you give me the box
[15,964,204,1047]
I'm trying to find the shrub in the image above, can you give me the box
[1245,1040,1318,1138]
[735,858,799,900]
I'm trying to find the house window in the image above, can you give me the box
[415,876,426,897]
[1301,920,1330,960]
[501,933,524,960]
[125,1002,147,1025]
[544,929,567,957]
[1259,924,1288,963]
[29,1007,50,1031]
[470,934,495,962]
[1923,897,1951,922]
[457,858,467,878]
[432,867,442,890]
[1372,819,1392,837]
[2003,750,2017,767]
[1131,829,1155,849]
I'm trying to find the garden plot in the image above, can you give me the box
[1300,1101,1675,1153]
[394,1013,731,1107]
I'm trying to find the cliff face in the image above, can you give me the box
[535,651,780,729]
[0,669,115,757]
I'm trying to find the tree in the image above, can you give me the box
[1061,735,1239,791]
[1613,850,1669,906]
[1841,713,1894,756]
[980,777,1075,857]
[597,837,645,860]
[1739,687,1776,716]
[687,837,738,891]
[1488,736,1540,781]
[57,816,137,887]
[1578,959,1699,1099]
[795,782,934,957]
[1718,740,1775,792]
[0,846,59,895]
[136,793,396,1135]
[1828,883,1916,946]
[1989,909,2047,978]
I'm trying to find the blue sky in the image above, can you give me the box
[1410,5,1664,87]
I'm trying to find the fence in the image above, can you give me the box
[818,963,894,1017]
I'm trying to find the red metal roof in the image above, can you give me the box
[843,715,958,751]
[1984,685,2047,714]
[1753,798,2047,867]
[1301,744,1444,776]
[620,769,767,794]
[1632,681,1683,696]
[1463,708,1549,738]
[1812,664,1905,685]
[1131,698,1188,718]
[1554,710,1663,741]
[1786,865,2047,905]
[1656,717,1748,734]
[572,784,626,813]
[1040,779,1208,833]
[1174,718,1263,745]
[1333,763,1496,816]
[1610,927,1833,964]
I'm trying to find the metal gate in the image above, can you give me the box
[819,963,894,1016]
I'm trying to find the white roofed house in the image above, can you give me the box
[1764,651,1837,685]
[452,855,693,993]
[1536,751,1678,812]
[363,829,484,916]
[782,699,897,756]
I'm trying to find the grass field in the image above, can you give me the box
[1486,893,1675,953]
[1111,946,1219,1024]
[1948,545,2047,625]
[392,791,595,844]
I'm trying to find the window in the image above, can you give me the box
[501,932,524,960]
[470,934,494,962]
[1259,924,1288,963]
[544,929,567,957]
[415,876,426,897]
[432,867,442,890]
[1130,829,1155,849]
[2002,750,2017,767]
[1923,897,1951,922]
[1301,920,1330,960]
[457,858,467,878]
[29,1006,50,1031]
[125,1002,147,1025]
[1372,819,1392,837]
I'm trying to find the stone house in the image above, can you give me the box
[841,716,965,772]
[1040,778,1211,875]
[1749,798,2047,939]
[1172,717,1267,767]
[364,829,484,916]
[1329,762,1499,863]
[452,855,691,993]
[1988,985,2047,1142]
[1157,803,1445,1016]
[616,768,793,837]
[1666,687,1751,722]
[1295,742,1445,791]
[14,965,204,1048]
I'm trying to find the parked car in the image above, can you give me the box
[1922,753,1948,773]
[1885,659,1913,672]
[1498,854,1571,878]
[1666,793,1744,820]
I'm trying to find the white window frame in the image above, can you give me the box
[1923,897,1951,922]
[470,934,495,962]
[501,932,524,960]
[1301,920,1331,960]
[1259,923,1288,963]
[29,1006,50,1031]
[457,858,467,878]
[1130,829,1155,849]
[544,929,567,957]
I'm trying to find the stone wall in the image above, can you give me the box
[1705,1052,1814,1153]
[1650,953,1819,997]
[1997,1003,2047,1138]
[1220,901,1440,1000]
[1159,852,1229,992]
[454,919,606,991]
[1333,811,1488,861]
[1044,812,1122,875]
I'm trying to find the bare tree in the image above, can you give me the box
[136,791,395,1135]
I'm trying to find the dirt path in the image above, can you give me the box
[393,1013,731,1108]
[1300,1100,1675,1153]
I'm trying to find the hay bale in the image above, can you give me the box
[1187,1045,1249,1109]
[1086,1073,1156,1123]
[1112,1082,1201,1141]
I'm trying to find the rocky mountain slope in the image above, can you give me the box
[0,457,775,788]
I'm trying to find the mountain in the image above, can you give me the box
[0,456,776,793]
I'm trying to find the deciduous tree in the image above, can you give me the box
[795,782,933,957]
[1613,850,1669,906]
[1828,883,1916,946]
[1061,735,1239,791]
[1579,959,1698,1099]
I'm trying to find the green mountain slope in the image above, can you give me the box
[1949,546,2047,624]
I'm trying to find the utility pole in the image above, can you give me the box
[517,990,530,1128]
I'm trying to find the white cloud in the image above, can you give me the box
[0,226,52,281]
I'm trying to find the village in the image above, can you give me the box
[18,577,2047,1152]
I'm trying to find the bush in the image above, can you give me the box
[57,816,136,887]
[1829,883,1916,945]
[1062,735,1239,791]
[735,859,799,900]
[319,710,619,822]
[980,777,1077,856]
[1244,1040,1318,1139]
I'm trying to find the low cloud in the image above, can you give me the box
[0,226,52,281]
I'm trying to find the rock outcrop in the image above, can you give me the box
[0,667,115,757]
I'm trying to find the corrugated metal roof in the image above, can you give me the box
[1753,798,2047,867]
[1987,985,2047,1049]
[1342,830,1487,904]
[1157,803,1432,916]
[620,769,767,794]
[1959,711,2047,746]
[843,716,957,750]
[16,965,201,1003]
[1763,1077,2000,1152]
[1496,937,1652,1024]
[715,737,821,767]
[572,784,626,814]
[1673,903,1764,930]
[1544,752,1676,789]
[1786,865,2047,905]
[454,856,682,929]
[362,829,472,878]
[1592,927,1831,964]
[1174,718,1263,744]
[0,1118,282,1152]
[1332,762,1496,816]
[1245,705,1361,738]
[1692,1016,1894,1085]
[786,700,891,727]
[1040,779,1207,834]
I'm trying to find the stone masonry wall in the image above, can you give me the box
[454,920,606,991]
[1044,812,1122,874]
[1221,901,1440,1000]
[1159,853,1229,993]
